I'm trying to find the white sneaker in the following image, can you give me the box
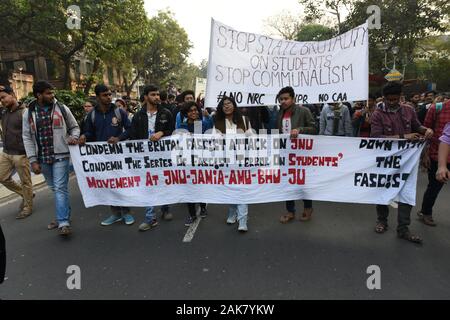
[238,219,248,232]
[227,215,237,224]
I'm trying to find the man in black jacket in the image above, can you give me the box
[128,84,174,231]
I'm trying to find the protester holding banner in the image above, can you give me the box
[125,84,174,231]
[417,100,450,225]
[79,84,135,227]
[436,123,450,183]
[22,81,80,236]
[370,81,434,244]
[176,101,213,226]
[0,85,34,219]
[213,96,251,232]
[275,86,317,223]
[319,102,353,137]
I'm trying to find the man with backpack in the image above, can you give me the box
[79,84,133,227]
[22,81,80,236]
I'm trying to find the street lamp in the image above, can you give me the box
[18,67,23,98]
[376,43,389,70]
[391,46,399,69]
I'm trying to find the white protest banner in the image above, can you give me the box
[69,134,424,208]
[205,19,369,107]
[195,77,207,99]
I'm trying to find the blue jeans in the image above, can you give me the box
[41,159,71,227]
[228,204,248,222]
[144,205,169,223]
[144,207,156,223]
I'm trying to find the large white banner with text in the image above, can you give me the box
[205,19,368,107]
[70,134,424,208]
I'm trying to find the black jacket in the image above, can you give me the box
[128,104,174,139]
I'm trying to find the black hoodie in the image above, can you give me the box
[127,104,174,140]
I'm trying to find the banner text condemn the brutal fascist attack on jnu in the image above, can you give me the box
[70,134,424,208]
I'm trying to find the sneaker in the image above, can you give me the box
[139,219,158,231]
[162,211,173,221]
[59,226,72,236]
[185,216,197,227]
[200,206,208,218]
[227,214,237,224]
[123,214,135,225]
[238,219,248,232]
[101,214,123,226]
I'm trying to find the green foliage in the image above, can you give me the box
[0,0,150,89]
[55,90,87,122]
[20,90,87,122]
[344,0,449,76]
[295,24,335,41]
[141,10,192,87]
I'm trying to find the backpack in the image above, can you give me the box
[87,105,124,137]
[28,100,73,134]
[89,106,122,126]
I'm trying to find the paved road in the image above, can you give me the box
[0,172,449,299]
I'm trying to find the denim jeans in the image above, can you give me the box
[286,200,313,213]
[144,207,156,222]
[41,159,71,228]
[228,204,248,222]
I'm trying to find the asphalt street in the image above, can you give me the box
[0,171,449,299]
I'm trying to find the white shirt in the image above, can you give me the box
[147,110,157,138]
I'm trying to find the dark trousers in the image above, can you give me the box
[420,160,450,216]
[286,200,313,213]
[110,206,130,215]
[187,203,206,218]
[376,203,412,234]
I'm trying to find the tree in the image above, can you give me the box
[199,59,208,78]
[175,63,202,92]
[299,0,354,33]
[81,0,151,95]
[344,0,449,75]
[139,11,192,87]
[0,0,148,89]
[414,35,450,91]
[295,24,335,41]
[263,12,303,40]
